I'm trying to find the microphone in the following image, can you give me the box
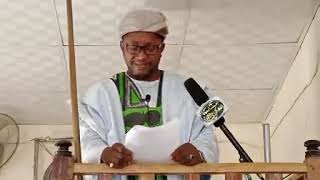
[141,94,151,104]
[184,78,209,106]
[184,78,264,180]
[184,78,228,126]
[145,94,151,104]
[142,94,151,122]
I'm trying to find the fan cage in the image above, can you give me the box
[0,113,19,168]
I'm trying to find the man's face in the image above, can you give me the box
[120,32,165,81]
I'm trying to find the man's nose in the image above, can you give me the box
[135,48,148,59]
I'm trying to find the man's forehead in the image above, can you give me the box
[122,32,163,42]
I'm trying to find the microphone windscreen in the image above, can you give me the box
[145,94,151,103]
[184,78,209,106]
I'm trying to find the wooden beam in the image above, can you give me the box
[73,163,307,175]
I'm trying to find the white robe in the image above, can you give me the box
[79,72,219,180]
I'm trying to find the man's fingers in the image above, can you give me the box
[171,146,183,159]
[123,147,133,156]
[111,149,124,159]
[108,158,131,169]
[171,143,203,166]
[172,151,187,161]
[104,143,133,169]
[111,159,131,169]
[175,153,198,166]
[109,151,133,167]
[109,162,114,168]
[176,154,197,166]
[112,143,126,153]
[186,154,198,166]
[112,143,133,157]
[106,156,120,168]
[111,144,130,156]
[123,153,133,162]
[171,145,189,161]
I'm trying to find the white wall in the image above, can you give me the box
[0,125,72,180]
[265,7,320,162]
[217,123,264,163]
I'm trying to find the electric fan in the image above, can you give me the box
[0,113,19,168]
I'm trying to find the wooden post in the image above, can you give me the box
[187,174,200,180]
[304,140,320,180]
[98,174,113,180]
[287,174,306,180]
[139,174,155,180]
[265,173,282,180]
[225,173,242,180]
[51,140,74,180]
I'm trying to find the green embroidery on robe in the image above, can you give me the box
[112,72,166,180]
[112,72,163,133]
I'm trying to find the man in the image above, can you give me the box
[79,8,219,180]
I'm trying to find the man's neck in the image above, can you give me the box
[127,70,161,82]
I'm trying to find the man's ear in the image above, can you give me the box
[160,43,165,53]
[120,41,125,51]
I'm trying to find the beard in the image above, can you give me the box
[127,67,160,81]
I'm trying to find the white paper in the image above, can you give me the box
[124,120,180,163]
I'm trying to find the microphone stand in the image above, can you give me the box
[214,117,265,180]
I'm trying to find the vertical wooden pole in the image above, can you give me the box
[66,0,82,179]
[225,173,242,180]
[187,174,200,180]
[98,174,113,180]
[265,173,282,180]
[139,174,155,180]
[304,140,320,180]
[306,156,320,180]
[65,0,81,164]
[286,174,306,180]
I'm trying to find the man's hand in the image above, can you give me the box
[171,143,204,166]
[101,143,133,168]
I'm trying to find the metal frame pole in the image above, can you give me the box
[263,123,271,163]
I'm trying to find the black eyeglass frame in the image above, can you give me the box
[121,41,164,55]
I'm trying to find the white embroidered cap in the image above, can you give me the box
[118,8,169,39]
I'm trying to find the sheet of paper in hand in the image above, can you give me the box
[124,120,180,163]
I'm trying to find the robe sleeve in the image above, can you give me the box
[79,102,109,164]
[79,82,113,164]
[190,120,219,163]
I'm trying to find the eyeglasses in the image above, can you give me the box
[123,42,163,55]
